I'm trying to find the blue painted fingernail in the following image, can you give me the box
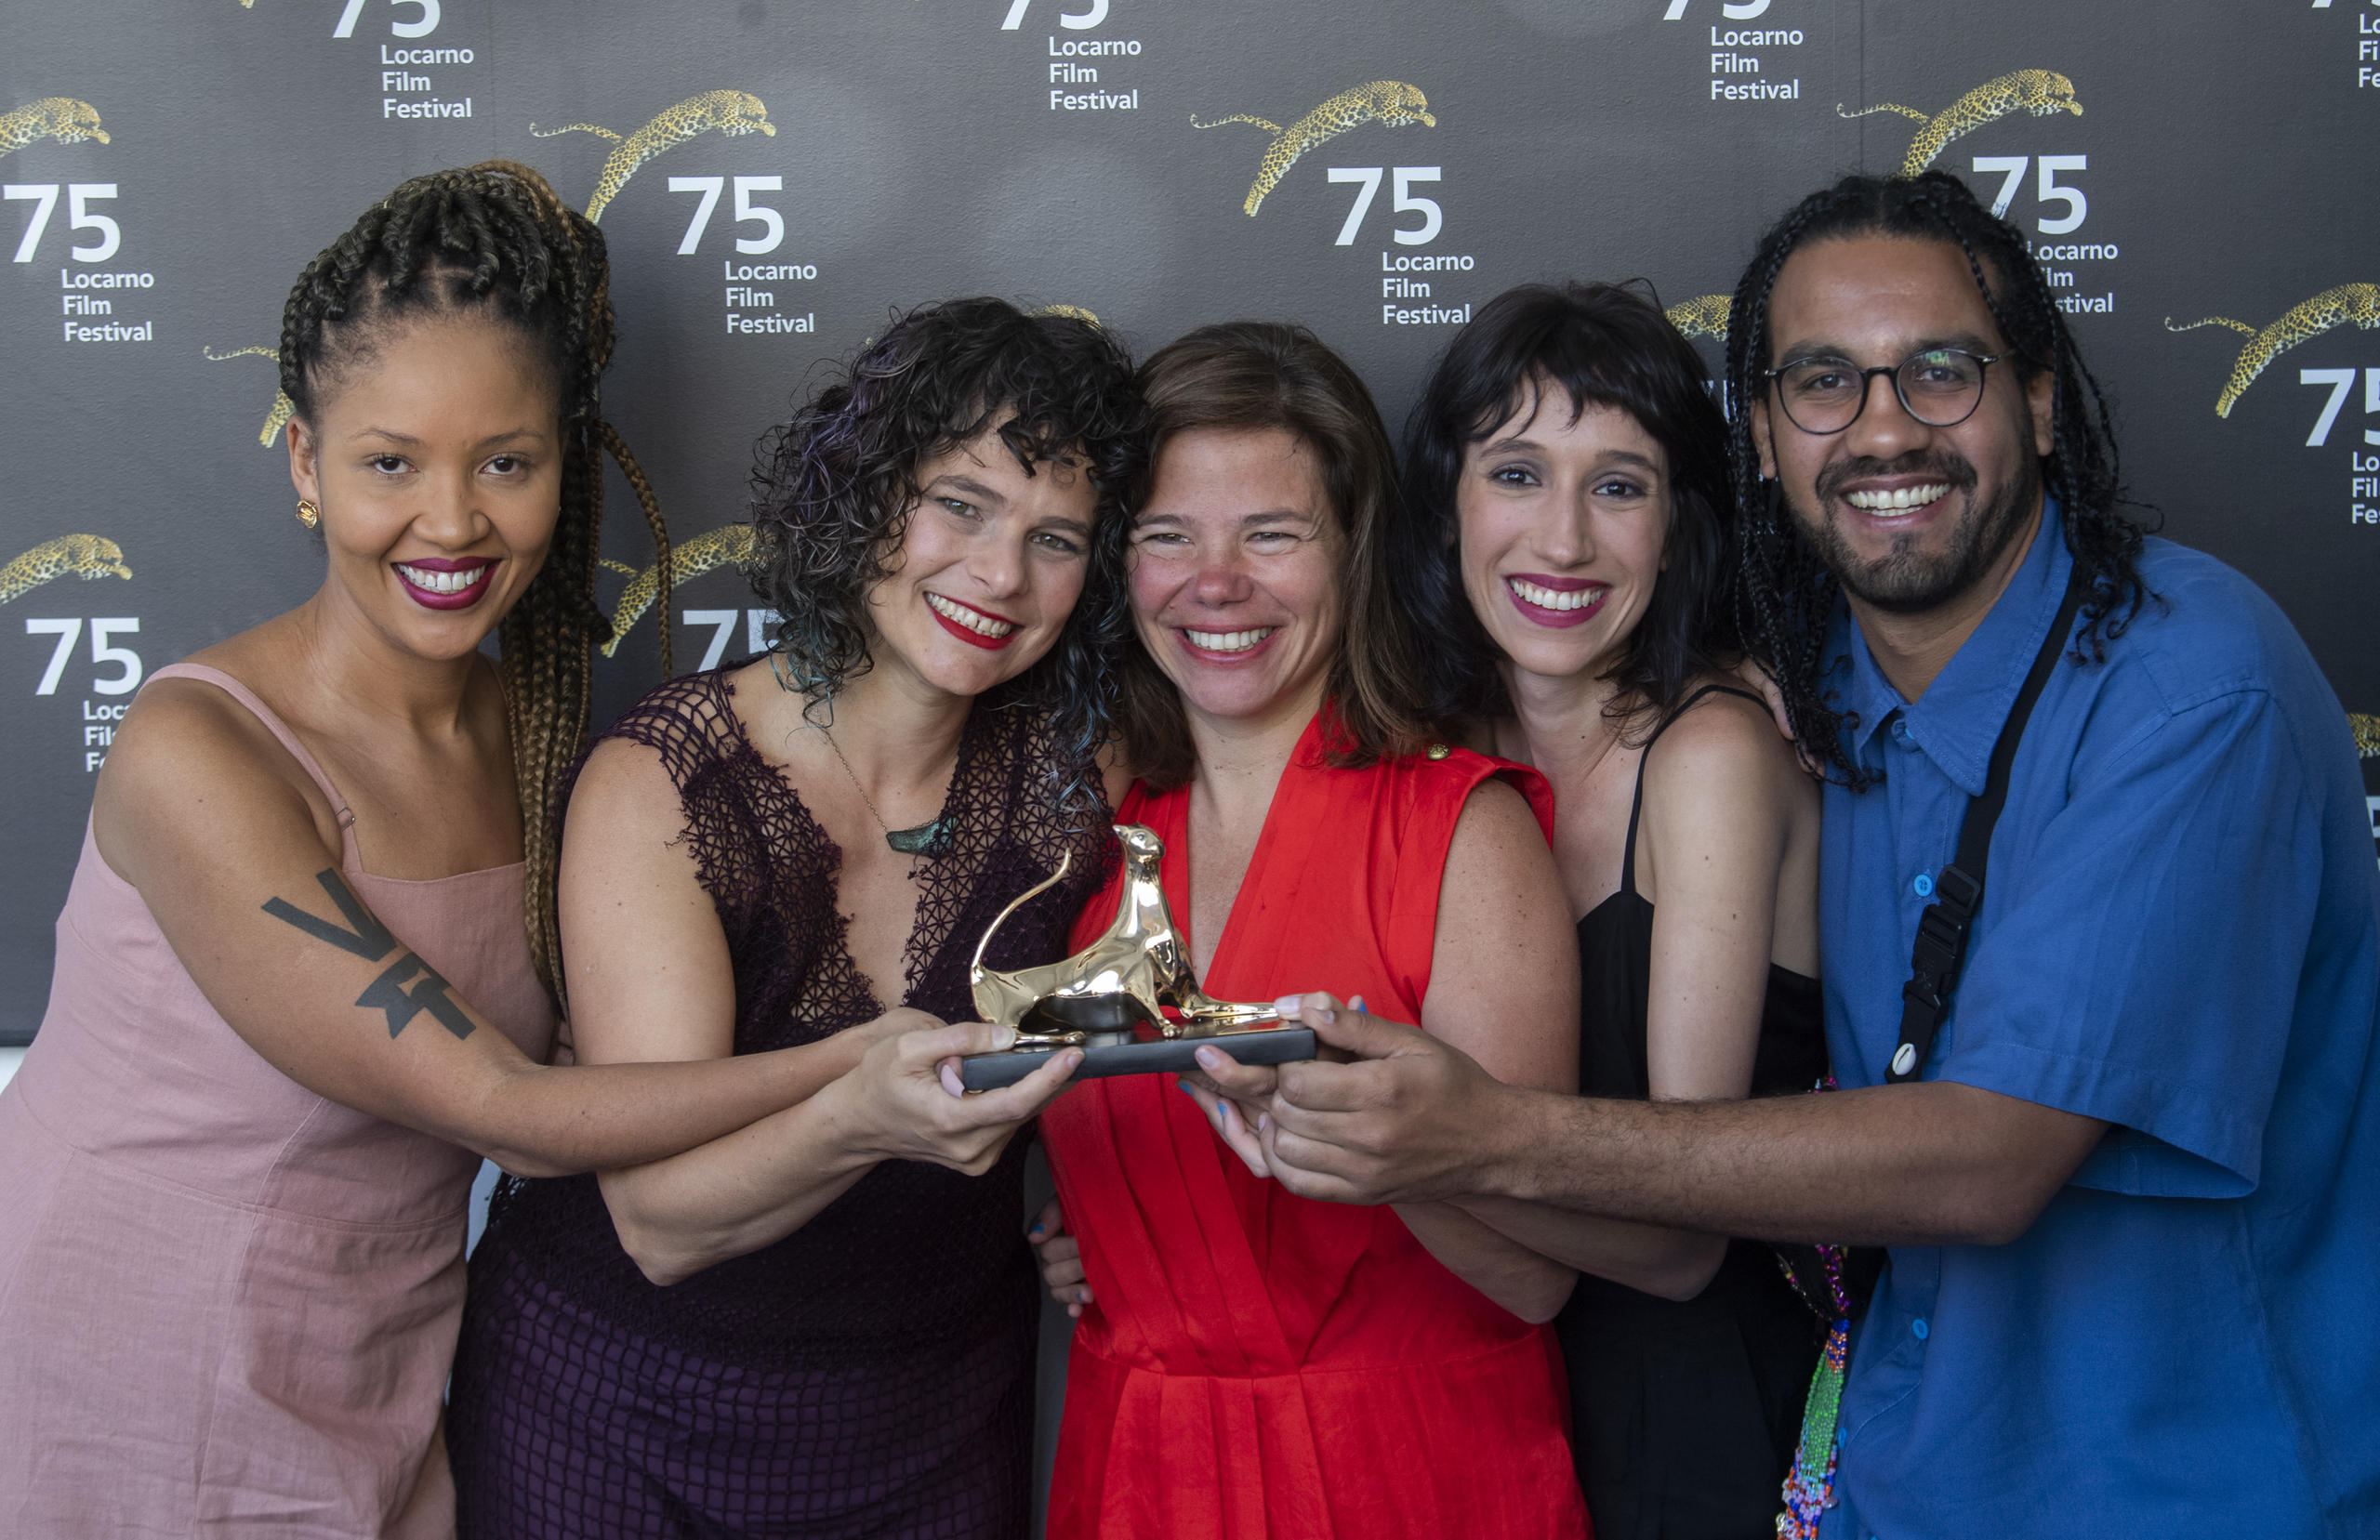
[1174,1077,1194,1096]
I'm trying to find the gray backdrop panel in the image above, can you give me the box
[3,0,2374,1043]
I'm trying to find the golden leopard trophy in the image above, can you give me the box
[958,823,1316,1089]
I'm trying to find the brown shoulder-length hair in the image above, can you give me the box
[1116,321,1433,789]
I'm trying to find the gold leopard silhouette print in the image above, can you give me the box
[1,535,132,605]
[1,99,109,160]
[205,346,296,447]
[2166,285,2380,416]
[1840,70,2082,178]
[532,89,775,222]
[1193,81,1435,216]
[2350,714,2378,758]
[600,524,757,657]
[1665,295,1731,341]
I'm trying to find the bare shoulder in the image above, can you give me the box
[562,731,688,849]
[94,668,339,883]
[1441,774,1564,914]
[1642,684,1813,813]
[1448,772,1546,858]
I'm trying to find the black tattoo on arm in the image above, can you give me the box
[357,954,476,1041]
[262,870,397,961]
[261,869,474,1041]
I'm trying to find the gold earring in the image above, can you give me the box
[296,499,320,530]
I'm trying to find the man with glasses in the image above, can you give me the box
[1207,172,2380,1535]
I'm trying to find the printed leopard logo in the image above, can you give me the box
[2351,713,2379,759]
[1839,70,2082,178]
[0,98,110,161]
[600,525,757,657]
[1,535,132,605]
[2166,285,2380,417]
[1192,81,1435,216]
[1664,294,1731,340]
[532,89,776,222]
[204,347,296,447]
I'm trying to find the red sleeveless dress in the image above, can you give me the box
[1040,714,1590,1539]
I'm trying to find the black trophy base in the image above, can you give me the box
[958,1025,1316,1091]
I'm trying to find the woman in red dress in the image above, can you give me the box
[1034,322,1591,1539]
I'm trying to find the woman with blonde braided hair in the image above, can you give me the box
[0,162,906,1536]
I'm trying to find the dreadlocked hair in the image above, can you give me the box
[747,296,1144,823]
[1723,169,2153,787]
[277,160,671,1007]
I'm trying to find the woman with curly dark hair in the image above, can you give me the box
[447,296,1144,1538]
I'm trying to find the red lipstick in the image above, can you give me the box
[927,594,1020,651]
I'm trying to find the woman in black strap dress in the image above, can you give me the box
[1393,282,1827,1538]
[447,298,1143,1538]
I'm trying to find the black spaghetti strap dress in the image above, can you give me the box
[1555,685,1828,1540]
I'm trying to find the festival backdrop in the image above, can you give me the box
[2,0,2375,1043]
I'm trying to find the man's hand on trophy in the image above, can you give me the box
[1253,994,1518,1207]
[1027,1197,1092,1318]
[820,1020,1083,1178]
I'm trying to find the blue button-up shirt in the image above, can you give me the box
[1818,505,2380,1537]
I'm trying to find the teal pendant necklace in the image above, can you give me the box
[820,723,948,857]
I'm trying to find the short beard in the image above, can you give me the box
[1791,450,2041,615]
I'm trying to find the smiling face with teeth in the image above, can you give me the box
[861,418,1098,703]
[1128,426,1346,734]
[1456,383,1673,691]
[1752,235,2055,623]
[287,313,563,663]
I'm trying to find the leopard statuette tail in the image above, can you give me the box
[2166,285,2380,416]
[1,99,109,160]
[1665,294,1732,341]
[1,535,132,605]
[600,524,757,657]
[532,88,775,222]
[1193,80,1435,216]
[205,346,295,446]
[1839,69,2082,178]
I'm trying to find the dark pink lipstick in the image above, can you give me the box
[1503,573,1606,630]
[393,556,496,612]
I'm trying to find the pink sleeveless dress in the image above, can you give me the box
[0,663,555,1537]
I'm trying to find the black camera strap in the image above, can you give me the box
[1884,567,2090,1084]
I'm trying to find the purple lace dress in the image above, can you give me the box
[448,667,1109,1539]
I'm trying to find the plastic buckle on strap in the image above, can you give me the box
[1932,862,1981,921]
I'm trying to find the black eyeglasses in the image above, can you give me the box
[1762,348,2005,435]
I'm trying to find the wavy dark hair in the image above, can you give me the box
[1726,170,2151,786]
[278,160,668,1007]
[1115,321,1434,789]
[1394,280,1738,739]
[747,296,1143,817]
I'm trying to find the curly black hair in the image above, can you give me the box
[747,296,1144,818]
[1725,170,2153,787]
[1393,280,1739,741]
